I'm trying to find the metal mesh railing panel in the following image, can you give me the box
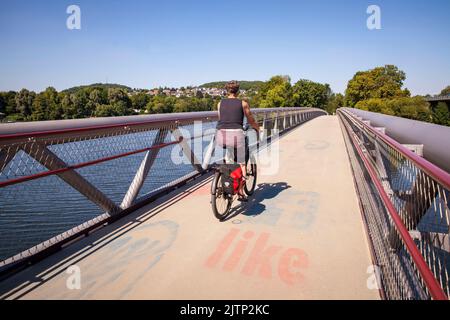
[339,109,449,299]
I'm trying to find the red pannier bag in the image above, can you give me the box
[230,166,243,193]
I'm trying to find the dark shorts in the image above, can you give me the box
[216,129,247,164]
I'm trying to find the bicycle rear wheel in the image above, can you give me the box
[211,172,232,220]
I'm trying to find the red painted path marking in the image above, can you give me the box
[205,228,308,285]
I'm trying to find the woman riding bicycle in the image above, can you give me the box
[215,81,260,201]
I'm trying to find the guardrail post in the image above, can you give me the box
[171,126,203,173]
[273,112,279,132]
[120,129,169,209]
[259,114,267,142]
[202,134,216,170]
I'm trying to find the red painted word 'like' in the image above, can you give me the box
[205,228,308,285]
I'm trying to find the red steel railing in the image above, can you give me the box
[339,108,449,300]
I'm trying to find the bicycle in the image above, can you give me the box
[211,125,258,220]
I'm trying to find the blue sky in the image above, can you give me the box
[0,0,449,95]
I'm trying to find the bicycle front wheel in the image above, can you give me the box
[244,155,257,196]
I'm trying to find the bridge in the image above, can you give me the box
[0,107,448,300]
[426,95,450,103]
[425,95,450,110]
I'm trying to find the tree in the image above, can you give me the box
[433,102,450,125]
[108,88,132,115]
[146,95,175,114]
[60,93,76,119]
[355,98,393,115]
[81,88,105,116]
[42,87,62,120]
[355,96,432,122]
[89,88,107,105]
[388,97,431,122]
[173,98,190,113]
[255,75,292,108]
[31,94,49,121]
[94,104,120,117]
[291,79,331,109]
[15,89,36,119]
[440,86,450,96]
[345,65,410,107]
[130,92,150,111]
[0,92,14,121]
[0,93,5,114]
[326,93,344,115]
[72,90,89,118]
[1,91,18,116]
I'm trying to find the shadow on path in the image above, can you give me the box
[221,182,291,222]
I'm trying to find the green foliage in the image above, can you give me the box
[1,91,18,115]
[130,92,150,110]
[62,83,132,95]
[254,76,292,108]
[173,99,191,113]
[107,88,132,115]
[89,88,108,106]
[354,98,394,115]
[72,90,90,118]
[344,65,448,125]
[145,95,216,114]
[31,93,49,121]
[60,93,75,119]
[15,89,36,118]
[291,79,331,109]
[5,113,23,122]
[345,65,410,107]
[2,73,444,127]
[29,87,63,121]
[94,104,123,117]
[432,102,450,126]
[355,96,432,122]
[146,95,176,114]
[0,94,5,114]
[326,93,344,115]
[392,97,431,122]
[440,86,450,96]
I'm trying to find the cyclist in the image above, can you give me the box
[215,80,260,201]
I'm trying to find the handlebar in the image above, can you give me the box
[243,124,259,133]
[243,124,260,143]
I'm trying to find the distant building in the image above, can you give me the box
[140,86,233,98]
[148,89,159,96]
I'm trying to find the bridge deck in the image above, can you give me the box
[0,115,379,300]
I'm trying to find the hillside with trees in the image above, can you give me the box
[0,77,338,122]
[62,83,133,95]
